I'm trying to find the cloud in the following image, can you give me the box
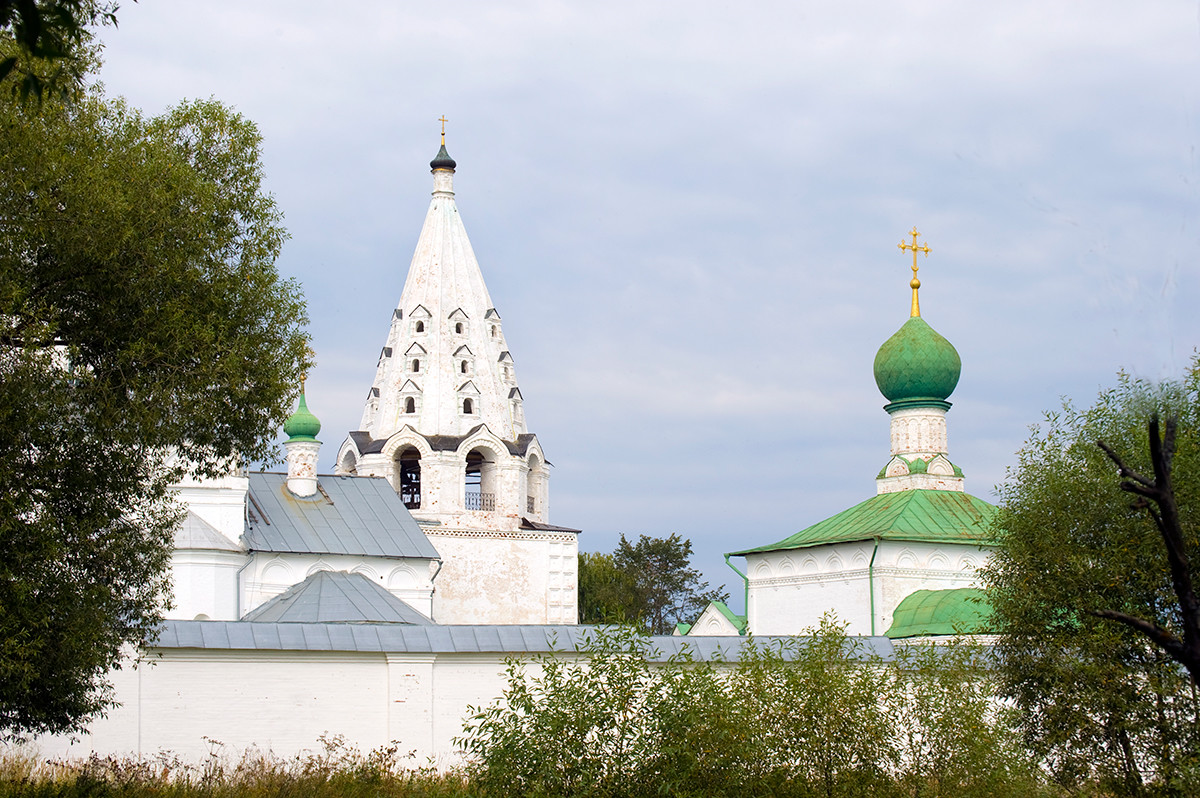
[96,0,1200,609]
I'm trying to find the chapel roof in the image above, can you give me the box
[244,472,439,559]
[730,489,996,556]
[884,587,993,638]
[241,571,431,625]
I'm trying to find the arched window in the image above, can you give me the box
[405,397,415,413]
[455,322,463,334]
[465,449,496,511]
[491,325,497,338]
[461,360,468,374]
[411,359,420,372]
[396,449,421,509]
[463,398,473,414]
[415,321,425,333]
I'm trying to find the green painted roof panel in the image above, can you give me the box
[731,489,996,555]
[885,587,992,638]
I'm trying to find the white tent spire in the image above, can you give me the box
[358,141,526,443]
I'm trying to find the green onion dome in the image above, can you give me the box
[873,317,961,410]
[430,144,457,170]
[283,393,322,441]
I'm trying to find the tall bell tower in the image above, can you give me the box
[337,132,578,625]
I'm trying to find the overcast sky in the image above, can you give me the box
[96,1,1200,609]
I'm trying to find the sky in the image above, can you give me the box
[95,1,1200,610]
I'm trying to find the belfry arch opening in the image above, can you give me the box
[395,448,421,510]
[464,448,497,511]
[527,453,547,516]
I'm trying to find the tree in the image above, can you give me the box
[0,1,119,99]
[981,359,1200,791]
[0,79,309,739]
[578,533,728,634]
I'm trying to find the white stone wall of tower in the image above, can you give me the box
[359,167,526,442]
[889,406,948,456]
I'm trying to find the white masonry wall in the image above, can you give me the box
[33,648,519,768]
[427,530,577,624]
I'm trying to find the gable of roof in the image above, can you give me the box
[241,571,432,624]
[175,511,242,552]
[731,489,996,556]
[885,587,993,638]
[687,600,746,635]
[244,473,439,559]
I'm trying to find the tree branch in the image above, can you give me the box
[1096,413,1200,685]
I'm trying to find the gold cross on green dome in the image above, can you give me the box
[897,227,931,318]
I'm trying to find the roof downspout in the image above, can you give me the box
[234,554,253,620]
[428,558,444,622]
[724,554,749,628]
[868,538,881,637]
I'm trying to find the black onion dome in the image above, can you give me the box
[430,144,456,170]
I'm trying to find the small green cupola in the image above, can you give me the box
[283,393,322,441]
[873,228,961,412]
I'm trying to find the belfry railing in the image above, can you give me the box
[464,492,495,511]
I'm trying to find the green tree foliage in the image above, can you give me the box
[0,1,118,99]
[577,533,728,634]
[981,358,1200,793]
[460,619,1040,798]
[0,81,309,739]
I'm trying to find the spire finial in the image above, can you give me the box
[439,115,448,145]
[897,227,931,317]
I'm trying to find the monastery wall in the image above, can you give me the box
[33,648,529,767]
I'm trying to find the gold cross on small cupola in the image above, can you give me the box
[438,115,448,144]
[898,227,931,318]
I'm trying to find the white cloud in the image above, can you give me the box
[94,0,1200,607]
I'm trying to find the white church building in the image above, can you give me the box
[34,145,996,764]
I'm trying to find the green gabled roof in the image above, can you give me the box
[709,600,747,634]
[885,587,992,638]
[674,622,692,635]
[730,489,996,556]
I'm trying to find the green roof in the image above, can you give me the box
[885,588,992,638]
[681,600,747,636]
[731,489,996,556]
[710,600,747,634]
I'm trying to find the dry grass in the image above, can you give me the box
[0,736,472,798]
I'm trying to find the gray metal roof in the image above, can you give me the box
[175,511,242,552]
[150,621,898,661]
[241,571,432,625]
[244,473,439,559]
